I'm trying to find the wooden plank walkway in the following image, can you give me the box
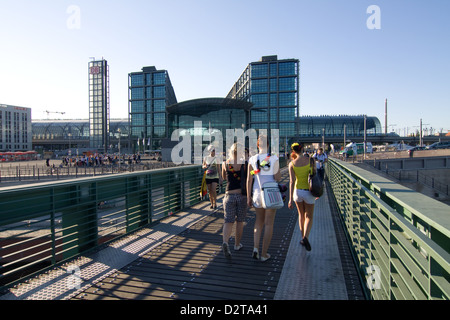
[72,197,298,300]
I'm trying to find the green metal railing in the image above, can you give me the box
[0,165,204,289]
[326,158,450,300]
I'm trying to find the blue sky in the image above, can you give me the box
[0,0,449,134]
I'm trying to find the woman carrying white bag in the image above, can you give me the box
[246,134,281,262]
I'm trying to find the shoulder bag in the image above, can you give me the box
[308,157,324,197]
[255,154,284,209]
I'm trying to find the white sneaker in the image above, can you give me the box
[260,253,271,262]
[234,243,243,251]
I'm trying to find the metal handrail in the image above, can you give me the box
[326,158,450,300]
[0,165,204,290]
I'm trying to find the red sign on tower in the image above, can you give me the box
[90,66,100,74]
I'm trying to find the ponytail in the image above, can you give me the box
[290,142,302,160]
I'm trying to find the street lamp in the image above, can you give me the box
[117,128,121,170]
[322,128,325,149]
[343,124,346,148]
[364,115,367,160]
[68,133,72,156]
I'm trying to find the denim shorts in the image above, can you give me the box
[293,189,316,205]
[251,189,264,209]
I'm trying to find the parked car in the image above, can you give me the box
[339,142,373,157]
[409,146,426,151]
[426,141,450,149]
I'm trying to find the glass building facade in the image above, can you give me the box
[167,98,252,162]
[128,66,177,151]
[227,55,299,138]
[88,59,110,152]
[167,98,251,136]
[32,119,129,151]
[297,115,383,137]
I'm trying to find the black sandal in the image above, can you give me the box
[303,237,311,251]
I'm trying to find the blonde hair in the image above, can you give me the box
[257,134,268,151]
[228,142,244,162]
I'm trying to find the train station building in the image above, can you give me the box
[31,55,383,154]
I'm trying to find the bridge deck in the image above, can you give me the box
[0,171,365,301]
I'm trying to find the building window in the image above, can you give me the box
[153,99,166,112]
[153,126,166,138]
[278,62,297,76]
[251,64,268,78]
[279,107,295,121]
[131,100,145,113]
[145,74,152,85]
[251,79,268,93]
[130,74,144,86]
[250,94,268,108]
[278,77,296,91]
[269,63,277,77]
[279,92,296,106]
[279,123,295,136]
[153,86,165,98]
[153,72,166,85]
[270,78,277,92]
[131,87,144,100]
[132,127,144,137]
[270,93,277,107]
[270,109,277,122]
[131,113,145,126]
[153,113,166,125]
[146,87,153,99]
[251,109,268,122]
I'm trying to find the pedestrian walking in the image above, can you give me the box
[221,143,248,258]
[312,147,327,181]
[288,142,317,251]
[203,145,220,209]
[247,135,281,262]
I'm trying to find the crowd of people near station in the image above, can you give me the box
[48,153,144,168]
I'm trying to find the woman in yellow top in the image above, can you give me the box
[288,142,317,251]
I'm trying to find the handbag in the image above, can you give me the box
[200,171,207,199]
[261,181,285,209]
[205,157,217,177]
[253,154,284,209]
[240,160,248,195]
[278,183,287,202]
[308,157,324,197]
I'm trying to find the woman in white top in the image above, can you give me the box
[202,145,220,209]
[246,135,281,262]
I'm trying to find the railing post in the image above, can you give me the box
[50,188,57,265]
